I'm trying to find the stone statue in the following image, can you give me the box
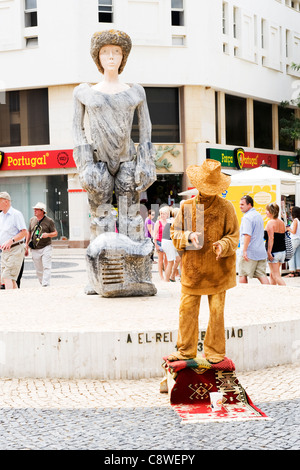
[72,30,157,297]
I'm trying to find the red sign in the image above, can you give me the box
[235,149,277,169]
[0,149,76,171]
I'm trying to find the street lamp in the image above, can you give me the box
[291,161,300,176]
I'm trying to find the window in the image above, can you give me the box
[98,0,113,23]
[171,0,184,26]
[0,89,49,147]
[24,0,38,27]
[132,87,180,143]
[172,36,185,46]
[222,2,228,35]
[279,106,295,151]
[26,37,38,48]
[233,7,238,38]
[254,101,273,149]
[225,94,247,146]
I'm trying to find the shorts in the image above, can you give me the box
[156,240,163,252]
[161,239,178,262]
[1,244,25,281]
[238,257,267,279]
[268,251,286,264]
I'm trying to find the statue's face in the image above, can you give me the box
[99,45,123,73]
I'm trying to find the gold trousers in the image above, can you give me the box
[176,291,226,363]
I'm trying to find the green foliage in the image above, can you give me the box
[279,63,300,155]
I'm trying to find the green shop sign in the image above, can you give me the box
[206,148,236,167]
[278,155,298,171]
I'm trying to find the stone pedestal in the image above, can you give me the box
[86,232,157,297]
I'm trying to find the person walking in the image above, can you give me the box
[0,192,27,289]
[144,209,156,262]
[264,203,286,285]
[238,195,269,284]
[25,202,57,287]
[161,207,181,282]
[287,206,300,277]
[153,206,169,280]
[167,160,239,364]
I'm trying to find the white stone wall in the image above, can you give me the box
[0,0,299,103]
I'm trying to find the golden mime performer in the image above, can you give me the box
[167,160,239,364]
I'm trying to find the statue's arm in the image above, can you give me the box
[136,94,152,144]
[134,87,156,192]
[72,86,94,172]
[72,87,89,147]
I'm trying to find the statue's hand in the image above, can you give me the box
[73,144,94,172]
[135,143,156,192]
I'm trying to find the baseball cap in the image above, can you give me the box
[0,191,11,201]
[33,202,47,212]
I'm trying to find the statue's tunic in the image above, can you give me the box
[73,83,154,178]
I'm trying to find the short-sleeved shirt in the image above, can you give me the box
[144,217,154,238]
[0,206,26,246]
[239,208,267,261]
[28,215,56,249]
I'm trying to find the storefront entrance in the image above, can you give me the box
[142,173,183,210]
[0,174,69,239]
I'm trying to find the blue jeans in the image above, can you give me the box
[289,238,300,271]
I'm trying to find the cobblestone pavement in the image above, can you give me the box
[0,363,299,450]
[1,249,299,451]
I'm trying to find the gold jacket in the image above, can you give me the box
[171,194,239,295]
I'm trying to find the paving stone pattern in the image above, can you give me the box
[1,249,299,450]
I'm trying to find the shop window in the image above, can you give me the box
[279,106,296,152]
[225,94,247,146]
[254,100,273,149]
[47,175,69,240]
[146,174,183,209]
[0,175,69,240]
[98,0,113,23]
[131,87,180,143]
[25,0,38,27]
[171,0,184,26]
[0,88,49,147]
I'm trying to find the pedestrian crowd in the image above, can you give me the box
[1,180,300,290]
[0,192,57,290]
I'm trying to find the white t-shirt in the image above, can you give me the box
[0,206,26,246]
[291,218,300,240]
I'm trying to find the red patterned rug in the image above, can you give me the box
[162,357,270,423]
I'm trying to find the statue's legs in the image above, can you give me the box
[83,161,114,240]
[115,161,142,239]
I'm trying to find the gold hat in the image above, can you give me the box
[90,29,132,74]
[186,160,231,196]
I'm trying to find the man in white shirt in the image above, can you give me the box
[0,192,27,289]
[239,195,269,284]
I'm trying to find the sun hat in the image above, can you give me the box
[33,202,47,213]
[0,191,11,201]
[90,29,132,74]
[186,159,231,196]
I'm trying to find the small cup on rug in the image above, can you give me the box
[210,392,223,411]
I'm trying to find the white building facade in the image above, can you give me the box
[0,0,299,245]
